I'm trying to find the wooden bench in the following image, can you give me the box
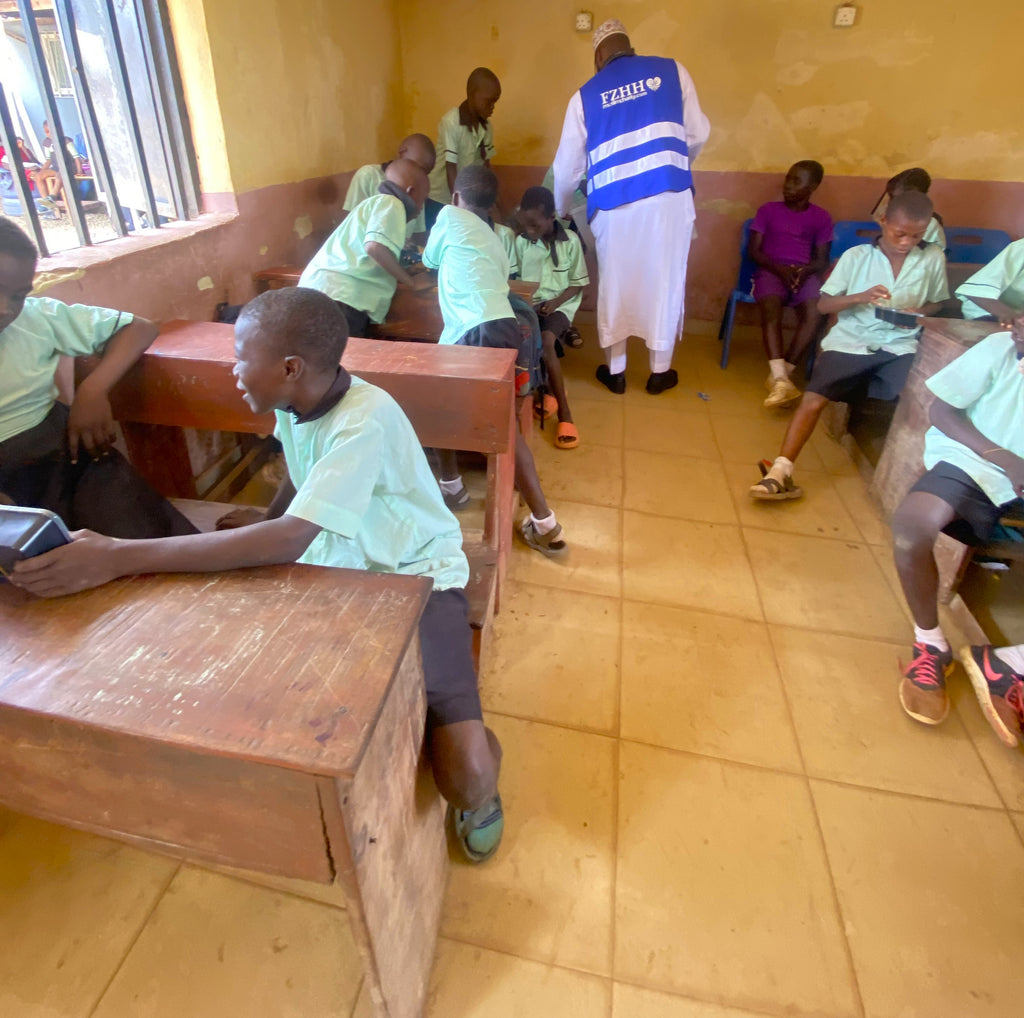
[1,566,442,1018]
[75,321,517,655]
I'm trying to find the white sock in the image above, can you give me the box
[995,644,1024,675]
[438,475,463,494]
[769,358,788,381]
[650,347,674,373]
[530,511,557,535]
[767,456,793,482]
[913,625,949,651]
[607,341,627,375]
[785,361,796,376]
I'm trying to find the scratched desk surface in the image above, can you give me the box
[1,565,432,777]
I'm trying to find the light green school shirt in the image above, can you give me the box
[428,105,494,204]
[0,297,131,444]
[494,223,518,275]
[421,205,514,345]
[820,242,949,356]
[275,376,469,589]
[923,331,1024,507]
[956,238,1024,319]
[514,227,589,324]
[298,193,406,323]
[343,163,425,240]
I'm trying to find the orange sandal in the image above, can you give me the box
[555,421,579,449]
[533,393,558,421]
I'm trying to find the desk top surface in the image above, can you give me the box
[1,565,431,776]
[920,317,1001,349]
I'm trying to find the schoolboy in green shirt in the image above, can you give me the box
[956,238,1024,323]
[12,287,506,864]
[299,159,433,336]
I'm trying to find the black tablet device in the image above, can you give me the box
[874,306,922,328]
[0,506,72,579]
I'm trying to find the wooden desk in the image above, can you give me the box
[0,566,442,1018]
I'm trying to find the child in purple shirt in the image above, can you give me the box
[749,160,833,408]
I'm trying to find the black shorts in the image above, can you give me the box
[909,462,1024,545]
[457,317,522,350]
[419,587,483,730]
[807,349,914,403]
[537,309,571,339]
[334,300,371,338]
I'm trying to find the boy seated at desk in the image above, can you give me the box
[343,134,436,247]
[299,159,434,338]
[956,238,1024,325]
[890,312,1024,746]
[421,166,568,557]
[0,219,195,538]
[11,287,505,864]
[749,192,948,502]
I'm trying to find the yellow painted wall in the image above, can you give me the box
[397,0,1022,182]
[173,0,405,195]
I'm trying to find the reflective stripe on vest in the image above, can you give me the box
[580,54,692,220]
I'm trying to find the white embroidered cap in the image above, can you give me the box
[592,18,628,52]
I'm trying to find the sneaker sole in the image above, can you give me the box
[748,484,803,501]
[959,646,1021,748]
[515,526,568,558]
[763,391,801,409]
[897,664,954,726]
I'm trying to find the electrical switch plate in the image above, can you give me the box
[834,4,857,27]
[575,11,593,32]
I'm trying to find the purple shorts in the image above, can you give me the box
[752,269,821,306]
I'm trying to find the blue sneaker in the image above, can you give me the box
[447,794,504,863]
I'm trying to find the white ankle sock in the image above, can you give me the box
[913,625,949,651]
[769,358,788,381]
[439,476,463,494]
[767,456,793,482]
[995,644,1024,675]
[530,511,557,535]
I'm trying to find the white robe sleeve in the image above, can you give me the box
[676,61,710,162]
[552,91,588,218]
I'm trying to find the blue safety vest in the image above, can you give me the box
[579,54,692,220]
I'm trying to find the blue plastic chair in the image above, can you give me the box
[831,220,881,261]
[717,218,756,368]
[944,227,1011,265]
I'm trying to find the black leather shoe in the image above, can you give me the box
[596,364,626,394]
[645,369,678,395]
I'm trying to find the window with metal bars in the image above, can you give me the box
[0,0,199,257]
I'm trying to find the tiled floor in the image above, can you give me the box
[3,325,1024,1017]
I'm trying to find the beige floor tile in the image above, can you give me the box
[744,528,908,640]
[530,395,623,449]
[813,781,1024,1018]
[532,438,623,508]
[808,429,859,476]
[199,861,348,909]
[613,983,771,1018]
[620,368,706,412]
[624,451,737,525]
[623,513,762,620]
[616,743,858,1016]
[726,462,862,541]
[1014,812,1024,843]
[623,405,717,460]
[509,499,621,598]
[482,582,620,733]
[426,939,611,1017]
[0,813,177,1018]
[442,715,616,975]
[93,866,363,1018]
[831,473,891,545]
[620,602,801,771]
[772,626,1002,805]
[710,412,826,470]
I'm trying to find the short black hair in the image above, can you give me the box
[0,218,38,262]
[238,287,348,371]
[467,67,499,92]
[519,186,555,218]
[888,167,931,194]
[792,159,824,186]
[454,165,498,208]
[886,190,933,224]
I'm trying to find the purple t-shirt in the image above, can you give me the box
[751,201,833,266]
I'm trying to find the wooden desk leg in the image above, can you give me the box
[319,637,447,1018]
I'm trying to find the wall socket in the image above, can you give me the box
[834,3,857,27]
[575,11,593,32]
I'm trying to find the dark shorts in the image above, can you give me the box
[334,300,371,338]
[419,587,483,730]
[537,309,571,339]
[909,462,1024,546]
[807,349,914,403]
[752,269,821,306]
[458,316,534,395]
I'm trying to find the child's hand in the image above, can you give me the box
[215,507,267,530]
[987,450,1024,497]
[408,273,435,293]
[67,388,117,463]
[790,265,806,290]
[10,530,119,598]
[535,301,551,317]
[861,285,892,305]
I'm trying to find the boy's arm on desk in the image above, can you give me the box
[929,399,1024,496]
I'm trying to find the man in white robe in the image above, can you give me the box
[553,19,710,394]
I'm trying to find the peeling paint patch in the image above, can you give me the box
[197,276,214,291]
[775,27,933,70]
[776,62,818,87]
[698,197,756,221]
[731,93,801,170]
[259,245,268,255]
[32,268,85,293]
[789,101,871,135]
[294,215,312,240]
[924,130,1024,180]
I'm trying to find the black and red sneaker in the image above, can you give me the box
[898,642,954,725]
[960,645,1024,748]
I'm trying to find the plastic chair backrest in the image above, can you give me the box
[944,227,1012,265]
[831,220,881,261]
[736,218,756,296]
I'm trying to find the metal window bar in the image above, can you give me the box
[51,0,128,237]
[15,0,91,247]
[0,79,49,256]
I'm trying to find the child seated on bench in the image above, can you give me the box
[343,134,436,245]
[749,192,947,502]
[956,238,1024,324]
[11,287,505,863]
[421,166,568,557]
[749,160,832,409]
[299,159,433,337]
[872,167,946,251]
[890,314,1024,744]
[515,186,589,450]
[0,219,195,538]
